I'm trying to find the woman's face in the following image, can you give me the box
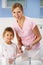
[12,7,23,20]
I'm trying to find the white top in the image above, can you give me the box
[0,42,17,59]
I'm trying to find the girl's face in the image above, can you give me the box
[4,31,14,44]
[12,7,23,20]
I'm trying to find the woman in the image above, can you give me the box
[11,3,42,60]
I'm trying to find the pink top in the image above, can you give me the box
[12,16,40,49]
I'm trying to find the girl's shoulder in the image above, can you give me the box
[12,42,17,48]
[0,43,4,49]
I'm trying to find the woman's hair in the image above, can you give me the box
[12,3,23,12]
[3,27,14,37]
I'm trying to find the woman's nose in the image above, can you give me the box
[15,13,18,16]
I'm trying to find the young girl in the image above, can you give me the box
[0,27,17,65]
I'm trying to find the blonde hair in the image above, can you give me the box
[3,27,14,37]
[12,3,23,12]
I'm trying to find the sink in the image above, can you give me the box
[16,60,42,65]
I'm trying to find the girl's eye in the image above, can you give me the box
[10,34,13,36]
[7,34,9,36]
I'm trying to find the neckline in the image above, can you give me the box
[4,42,12,46]
[16,16,26,30]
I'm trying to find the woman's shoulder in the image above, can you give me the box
[25,16,33,24]
[25,16,32,22]
[25,16,36,24]
[25,16,36,28]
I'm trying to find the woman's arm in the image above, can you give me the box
[16,32,23,52]
[31,25,42,46]
[26,25,42,50]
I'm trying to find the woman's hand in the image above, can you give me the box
[25,44,33,50]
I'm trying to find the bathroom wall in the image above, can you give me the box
[0,0,40,18]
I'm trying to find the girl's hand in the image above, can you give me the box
[18,48,23,53]
[8,58,14,64]
[17,46,23,53]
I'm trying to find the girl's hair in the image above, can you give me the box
[3,27,14,37]
[12,3,23,12]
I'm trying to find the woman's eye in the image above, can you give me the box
[13,12,15,13]
[18,11,20,13]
